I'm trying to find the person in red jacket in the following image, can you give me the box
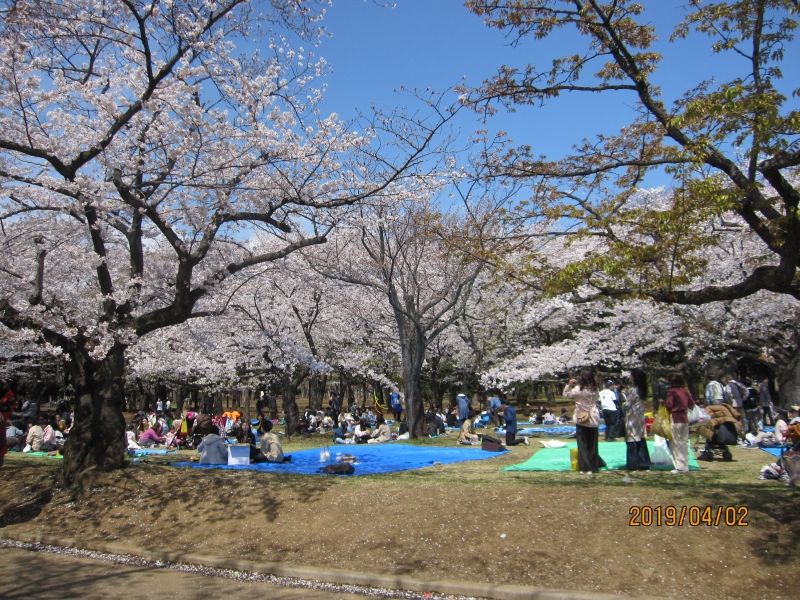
[665,371,696,474]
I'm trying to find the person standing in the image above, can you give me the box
[487,393,504,427]
[564,370,604,473]
[704,373,724,405]
[456,393,470,425]
[499,399,529,446]
[653,375,669,413]
[389,390,403,422]
[759,377,774,426]
[665,371,696,474]
[724,374,748,439]
[622,372,651,470]
[599,380,619,441]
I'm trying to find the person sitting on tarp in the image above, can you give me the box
[353,418,371,444]
[368,415,391,444]
[138,421,166,447]
[258,420,286,463]
[197,432,227,465]
[746,409,789,447]
[457,410,480,445]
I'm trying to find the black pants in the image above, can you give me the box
[761,406,774,426]
[625,440,651,470]
[505,431,525,446]
[602,409,619,440]
[576,425,605,472]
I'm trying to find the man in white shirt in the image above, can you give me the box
[705,375,725,405]
[599,380,619,441]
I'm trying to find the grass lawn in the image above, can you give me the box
[0,430,797,599]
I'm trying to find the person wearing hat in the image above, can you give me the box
[499,399,529,447]
[599,380,619,441]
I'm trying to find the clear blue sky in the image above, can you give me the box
[314,0,797,173]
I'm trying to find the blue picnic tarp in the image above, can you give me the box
[495,424,606,437]
[171,442,507,476]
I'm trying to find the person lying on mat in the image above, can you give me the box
[457,411,480,445]
[368,416,391,444]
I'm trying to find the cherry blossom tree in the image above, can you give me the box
[0,0,451,483]
[310,197,485,436]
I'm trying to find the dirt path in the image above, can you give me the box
[0,546,379,600]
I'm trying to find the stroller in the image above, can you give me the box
[694,403,742,462]
[696,420,737,461]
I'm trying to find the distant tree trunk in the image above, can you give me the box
[308,373,326,412]
[62,343,127,487]
[282,367,307,437]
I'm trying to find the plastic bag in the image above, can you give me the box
[652,406,673,440]
[651,435,674,469]
[688,404,709,425]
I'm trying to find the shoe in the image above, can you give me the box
[523,437,530,446]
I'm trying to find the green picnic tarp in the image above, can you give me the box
[503,440,700,471]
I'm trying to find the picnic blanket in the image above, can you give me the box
[495,424,606,437]
[128,447,171,457]
[760,446,788,459]
[19,451,62,459]
[503,440,700,472]
[172,443,507,476]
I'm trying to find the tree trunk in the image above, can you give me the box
[308,373,326,411]
[400,331,426,438]
[776,349,800,409]
[62,343,127,487]
[282,368,305,438]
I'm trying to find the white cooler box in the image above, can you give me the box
[227,443,251,465]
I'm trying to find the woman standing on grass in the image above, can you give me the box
[563,369,605,473]
[665,371,695,474]
[622,371,651,470]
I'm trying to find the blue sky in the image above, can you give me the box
[314,0,797,176]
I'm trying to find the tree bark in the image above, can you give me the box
[307,373,326,412]
[776,349,800,409]
[399,327,427,438]
[62,343,127,487]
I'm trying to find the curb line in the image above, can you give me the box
[2,533,648,600]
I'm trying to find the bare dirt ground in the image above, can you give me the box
[0,436,797,599]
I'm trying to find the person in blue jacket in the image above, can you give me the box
[456,393,470,425]
[500,399,529,446]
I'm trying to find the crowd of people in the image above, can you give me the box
[3,373,798,483]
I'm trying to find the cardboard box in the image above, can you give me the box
[227,443,250,465]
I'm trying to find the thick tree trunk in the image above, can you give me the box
[400,333,426,438]
[62,343,127,487]
[282,369,305,437]
[776,350,800,409]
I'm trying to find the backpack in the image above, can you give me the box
[481,434,504,452]
[743,388,758,410]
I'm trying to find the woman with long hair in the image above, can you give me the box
[563,369,605,473]
[665,370,696,474]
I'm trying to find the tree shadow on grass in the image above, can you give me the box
[0,461,59,528]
